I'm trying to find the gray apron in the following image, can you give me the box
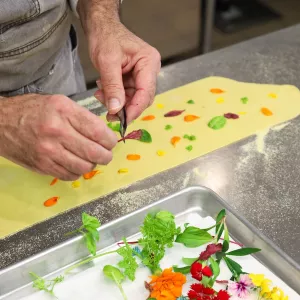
[0,0,86,97]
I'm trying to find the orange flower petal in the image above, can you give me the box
[261,107,273,116]
[126,154,141,161]
[142,115,155,121]
[83,170,100,179]
[44,196,59,207]
[50,178,58,186]
[210,88,225,94]
[171,136,181,147]
[184,115,200,122]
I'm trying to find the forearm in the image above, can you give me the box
[77,0,120,38]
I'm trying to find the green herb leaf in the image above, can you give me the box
[30,272,64,296]
[117,238,139,281]
[85,232,97,256]
[182,257,198,266]
[186,145,193,152]
[140,129,152,143]
[226,247,261,256]
[222,225,230,252]
[172,265,191,274]
[139,211,180,273]
[201,275,211,287]
[165,124,172,130]
[215,252,226,261]
[183,134,196,141]
[208,116,227,130]
[82,212,101,229]
[103,265,125,283]
[216,224,224,242]
[107,122,121,132]
[209,257,220,278]
[241,97,249,104]
[187,99,195,104]
[224,256,243,278]
[156,211,175,222]
[175,226,213,248]
[215,209,226,234]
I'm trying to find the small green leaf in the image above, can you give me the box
[85,226,100,242]
[215,209,226,234]
[183,134,196,141]
[103,265,125,284]
[186,145,193,152]
[175,226,213,248]
[156,211,175,222]
[226,247,261,256]
[216,224,224,242]
[215,252,226,260]
[241,97,249,104]
[224,257,243,278]
[209,257,220,278]
[165,124,172,130]
[140,129,152,143]
[172,265,191,274]
[222,225,230,252]
[208,116,227,130]
[182,257,198,266]
[201,275,211,287]
[107,122,121,132]
[82,212,100,229]
[85,232,97,256]
[187,99,195,104]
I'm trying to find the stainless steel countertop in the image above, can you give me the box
[1,24,300,270]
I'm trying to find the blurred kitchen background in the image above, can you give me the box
[72,0,300,89]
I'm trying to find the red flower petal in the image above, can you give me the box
[187,289,200,300]
[190,262,203,281]
[224,112,239,119]
[202,285,215,295]
[190,283,204,293]
[199,243,223,261]
[217,290,230,300]
[202,266,213,277]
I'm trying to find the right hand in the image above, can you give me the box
[0,94,118,180]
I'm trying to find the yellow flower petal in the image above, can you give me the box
[72,180,80,188]
[216,97,224,103]
[118,168,128,174]
[268,93,277,98]
[249,274,266,286]
[238,111,247,115]
[156,103,164,109]
[157,150,165,156]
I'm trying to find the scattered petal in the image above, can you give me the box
[238,111,247,115]
[157,150,165,156]
[142,115,156,121]
[186,145,193,151]
[183,134,196,141]
[240,97,249,104]
[164,110,185,117]
[171,136,181,147]
[156,103,164,109]
[224,113,239,119]
[50,178,58,186]
[83,170,100,180]
[127,154,141,161]
[118,168,129,174]
[261,107,273,116]
[268,93,277,98]
[118,129,152,143]
[184,115,200,122]
[72,181,81,188]
[187,99,195,104]
[210,88,225,94]
[44,196,59,207]
[216,97,224,104]
[165,124,172,130]
[208,116,227,130]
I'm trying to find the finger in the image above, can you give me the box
[61,124,114,164]
[98,55,125,114]
[68,104,118,150]
[94,89,105,105]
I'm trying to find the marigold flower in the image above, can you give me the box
[148,268,186,300]
[190,262,213,281]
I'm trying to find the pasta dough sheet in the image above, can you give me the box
[1,76,300,238]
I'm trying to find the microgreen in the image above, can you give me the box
[30,272,64,297]
[165,124,172,130]
[138,211,180,274]
[183,134,196,141]
[107,122,121,132]
[66,212,101,256]
[241,97,249,104]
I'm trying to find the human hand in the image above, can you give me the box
[0,94,117,180]
[88,22,161,123]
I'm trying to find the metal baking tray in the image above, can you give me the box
[1,186,300,299]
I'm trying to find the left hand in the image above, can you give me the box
[88,22,161,123]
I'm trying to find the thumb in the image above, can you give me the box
[98,58,125,115]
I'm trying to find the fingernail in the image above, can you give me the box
[96,80,102,88]
[108,98,121,111]
[94,90,101,97]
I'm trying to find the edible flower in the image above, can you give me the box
[187,283,229,300]
[190,262,213,281]
[148,268,186,300]
[249,274,272,295]
[264,287,289,300]
[227,274,254,299]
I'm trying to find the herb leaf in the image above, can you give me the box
[175,226,213,248]
[209,257,220,278]
[172,265,191,274]
[208,116,227,130]
[222,224,230,252]
[117,238,139,281]
[107,122,121,132]
[215,209,226,234]
[138,211,180,274]
[182,257,198,266]
[30,272,64,296]
[224,256,243,278]
[226,247,261,256]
